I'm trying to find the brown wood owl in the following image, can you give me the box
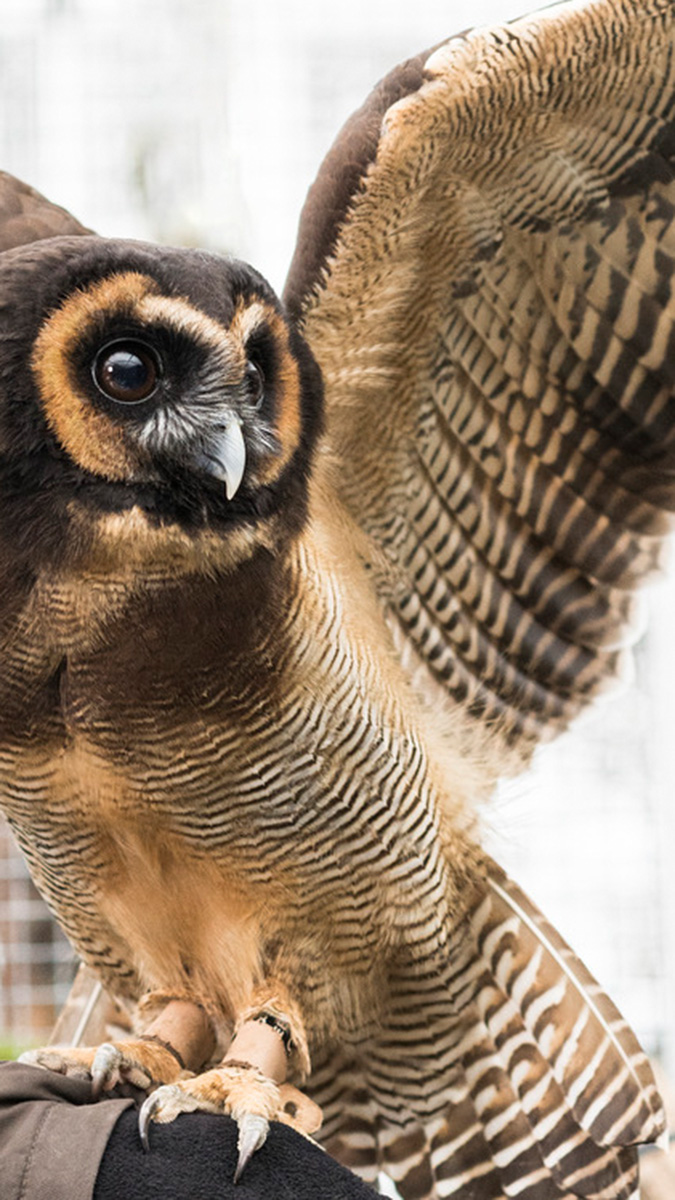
[1,1,672,1196]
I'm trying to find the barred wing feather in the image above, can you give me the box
[286,6,671,1191]
[286,0,675,751]
[310,861,664,1199]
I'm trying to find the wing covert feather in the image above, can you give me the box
[288,0,675,748]
[0,171,92,250]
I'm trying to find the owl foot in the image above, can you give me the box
[19,1037,187,1097]
[138,1063,322,1181]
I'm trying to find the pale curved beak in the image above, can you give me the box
[194,420,247,500]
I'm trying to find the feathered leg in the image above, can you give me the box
[138,981,322,1180]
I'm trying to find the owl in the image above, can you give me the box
[1,1,673,1197]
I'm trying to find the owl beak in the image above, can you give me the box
[194,419,247,500]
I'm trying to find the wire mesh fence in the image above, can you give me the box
[0,820,77,1047]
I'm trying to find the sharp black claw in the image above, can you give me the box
[138,1096,155,1153]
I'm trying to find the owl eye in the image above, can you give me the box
[93,340,161,404]
[244,360,264,408]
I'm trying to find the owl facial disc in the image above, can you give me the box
[195,418,247,500]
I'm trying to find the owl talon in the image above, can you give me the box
[18,1047,90,1080]
[233,1112,269,1182]
[91,1060,108,1101]
[19,1038,182,1098]
[91,1042,153,1098]
[91,1043,120,1096]
[135,1064,320,1179]
[138,1091,162,1152]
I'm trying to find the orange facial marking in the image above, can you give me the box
[230,298,303,485]
[31,271,303,491]
[31,272,159,481]
[269,311,303,471]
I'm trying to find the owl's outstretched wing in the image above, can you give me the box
[0,171,92,250]
[286,0,675,750]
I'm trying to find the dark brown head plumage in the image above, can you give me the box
[0,228,323,579]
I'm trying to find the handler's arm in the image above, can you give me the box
[0,1060,133,1200]
[1,1059,377,1200]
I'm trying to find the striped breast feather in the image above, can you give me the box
[307,861,665,1199]
[290,0,675,752]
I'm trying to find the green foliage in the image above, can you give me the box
[0,1039,31,1061]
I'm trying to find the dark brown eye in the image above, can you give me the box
[93,341,160,404]
[244,360,264,408]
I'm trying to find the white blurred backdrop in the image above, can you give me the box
[0,0,672,1091]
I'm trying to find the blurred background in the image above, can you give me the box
[0,0,672,1125]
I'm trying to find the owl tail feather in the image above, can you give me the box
[314,860,665,1200]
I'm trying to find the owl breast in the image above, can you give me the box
[0,519,457,1038]
[5,687,451,1043]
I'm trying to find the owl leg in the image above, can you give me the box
[19,995,215,1096]
[138,983,322,1181]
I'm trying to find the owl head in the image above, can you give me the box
[0,228,324,577]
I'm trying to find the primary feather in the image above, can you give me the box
[291,0,675,748]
